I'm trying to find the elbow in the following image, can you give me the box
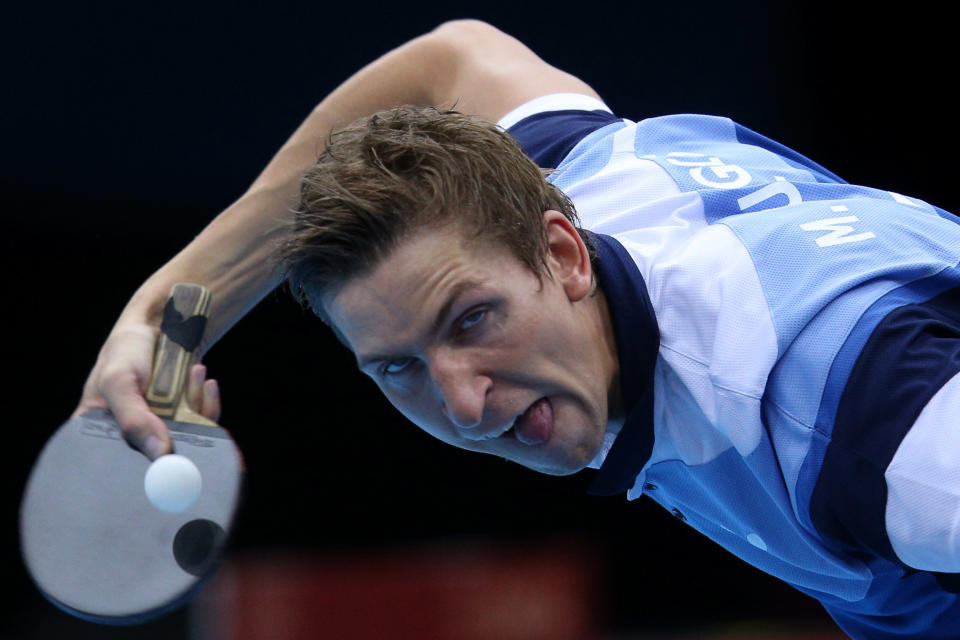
[431,18,498,38]
[430,19,509,53]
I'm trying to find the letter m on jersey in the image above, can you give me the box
[800,211,876,248]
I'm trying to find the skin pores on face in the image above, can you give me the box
[325,215,621,476]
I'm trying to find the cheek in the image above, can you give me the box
[512,291,572,341]
[380,385,421,422]
[381,387,453,443]
[495,309,551,357]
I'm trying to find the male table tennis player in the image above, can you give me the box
[75,20,960,639]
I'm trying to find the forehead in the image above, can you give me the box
[324,227,525,353]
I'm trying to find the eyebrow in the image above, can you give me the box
[432,279,483,335]
[355,279,484,369]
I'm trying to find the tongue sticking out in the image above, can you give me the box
[514,398,553,445]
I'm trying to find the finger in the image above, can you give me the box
[73,391,109,418]
[105,368,172,460]
[73,365,111,418]
[201,378,221,423]
[186,364,206,414]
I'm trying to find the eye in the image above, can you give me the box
[458,308,486,332]
[382,356,415,376]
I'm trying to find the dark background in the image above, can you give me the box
[3,2,956,638]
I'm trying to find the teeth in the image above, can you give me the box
[483,419,517,440]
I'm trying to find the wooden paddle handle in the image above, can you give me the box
[146,283,212,420]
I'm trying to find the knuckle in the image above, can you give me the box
[116,416,144,435]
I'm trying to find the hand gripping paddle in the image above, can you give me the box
[20,283,243,624]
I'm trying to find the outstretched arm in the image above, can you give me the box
[75,19,601,458]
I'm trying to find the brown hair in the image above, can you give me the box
[279,104,588,321]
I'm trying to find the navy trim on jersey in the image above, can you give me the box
[585,233,660,496]
[934,204,960,226]
[811,284,960,566]
[506,110,622,169]
[733,123,848,185]
[824,569,960,640]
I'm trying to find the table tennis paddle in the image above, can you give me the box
[20,283,244,624]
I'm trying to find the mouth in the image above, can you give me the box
[474,397,554,444]
[484,420,518,440]
[506,397,554,445]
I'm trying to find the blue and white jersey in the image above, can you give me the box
[500,94,960,639]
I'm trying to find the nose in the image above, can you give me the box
[430,351,490,432]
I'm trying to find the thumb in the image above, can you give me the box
[109,373,172,460]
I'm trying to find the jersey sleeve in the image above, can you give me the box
[809,283,960,573]
[498,93,621,169]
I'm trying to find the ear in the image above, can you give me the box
[543,210,592,302]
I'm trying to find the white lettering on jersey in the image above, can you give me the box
[738,176,802,211]
[691,164,752,189]
[800,206,876,247]
[665,152,724,166]
[666,152,752,189]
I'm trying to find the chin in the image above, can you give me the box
[528,462,588,477]
[521,440,602,476]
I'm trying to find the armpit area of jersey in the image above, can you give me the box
[507,109,622,169]
[811,282,960,569]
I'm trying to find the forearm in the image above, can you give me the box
[81,19,596,456]
[115,28,454,348]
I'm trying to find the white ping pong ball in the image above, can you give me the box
[144,454,202,513]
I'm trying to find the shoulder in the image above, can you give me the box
[498,93,621,169]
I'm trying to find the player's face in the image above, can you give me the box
[325,213,621,476]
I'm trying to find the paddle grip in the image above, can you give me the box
[145,283,212,419]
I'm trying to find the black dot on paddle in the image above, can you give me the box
[172,519,225,577]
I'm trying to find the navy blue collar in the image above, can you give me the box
[586,233,659,496]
